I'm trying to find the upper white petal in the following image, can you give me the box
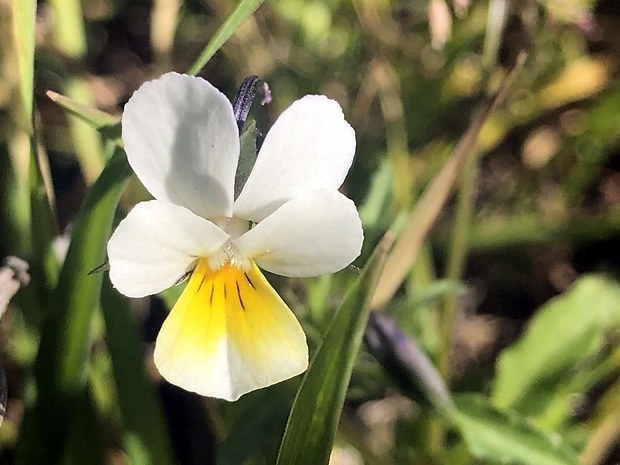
[122,72,239,218]
[233,95,356,221]
[107,200,229,298]
[234,189,363,277]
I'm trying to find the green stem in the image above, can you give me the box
[440,152,478,380]
[49,0,105,182]
[434,207,620,252]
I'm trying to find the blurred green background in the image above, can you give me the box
[2,0,620,464]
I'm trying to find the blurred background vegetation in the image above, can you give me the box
[1,0,620,464]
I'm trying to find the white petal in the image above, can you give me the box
[122,72,239,218]
[234,189,363,277]
[154,260,308,401]
[107,200,229,298]
[234,95,356,221]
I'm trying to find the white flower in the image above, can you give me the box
[107,72,363,401]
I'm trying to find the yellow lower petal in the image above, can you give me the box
[153,258,308,401]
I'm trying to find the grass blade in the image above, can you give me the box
[13,0,59,303]
[101,281,175,465]
[16,145,132,464]
[276,233,393,465]
[11,0,35,130]
[46,91,121,142]
[186,0,265,76]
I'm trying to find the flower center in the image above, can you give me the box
[208,217,251,271]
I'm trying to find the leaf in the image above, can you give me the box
[46,90,121,141]
[456,393,581,465]
[60,388,106,465]
[217,383,294,465]
[101,281,175,465]
[276,233,393,465]
[16,145,132,464]
[12,0,59,302]
[28,153,60,301]
[492,275,620,418]
[186,0,265,76]
[11,0,36,130]
[358,159,394,229]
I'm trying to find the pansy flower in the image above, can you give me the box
[107,72,363,401]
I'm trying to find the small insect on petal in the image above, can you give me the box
[154,259,308,401]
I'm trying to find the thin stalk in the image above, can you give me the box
[433,207,620,251]
[372,57,438,310]
[372,58,412,211]
[581,414,620,465]
[49,0,105,182]
[439,152,478,380]
[186,0,265,76]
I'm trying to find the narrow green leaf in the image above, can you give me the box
[100,281,175,465]
[396,280,466,311]
[186,0,265,76]
[28,149,60,302]
[49,0,106,183]
[16,145,132,464]
[217,384,294,465]
[455,393,580,465]
[46,90,121,141]
[49,0,87,59]
[276,234,393,465]
[11,0,36,130]
[60,388,106,465]
[14,0,60,306]
[492,275,620,418]
[8,0,40,267]
[358,159,394,228]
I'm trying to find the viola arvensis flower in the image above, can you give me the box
[107,72,363,401]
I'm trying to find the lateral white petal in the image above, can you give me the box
[234,95,356,221]
[107,200,229,298]
[122,72,239,218]
[234,189,363,277]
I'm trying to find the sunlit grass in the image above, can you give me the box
[2,0,620,464]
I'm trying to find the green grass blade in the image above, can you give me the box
[276,234,393,465]
[11,0,35,130]
[456,393,580,465]
[28,152,59,302]
[217,384,294,465]
[13,0,59,303]
[100,281,175,465]
[186,0,265,76]
[49,0,105,183]
[16,145,132,464]
[60,388,106,465]
[46,90,121,142]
